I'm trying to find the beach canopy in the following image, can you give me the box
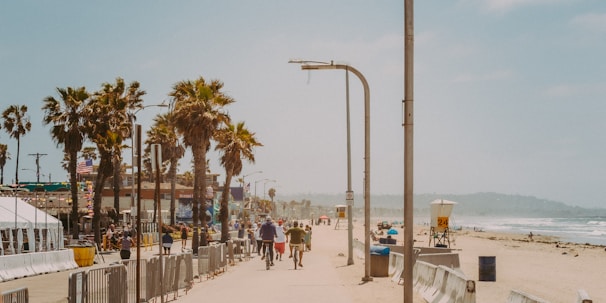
[0,196,62,229]
[387,228,398,235]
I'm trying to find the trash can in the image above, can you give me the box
[478,256,496,281]
[70,244,95,267]
[370,245,390,277]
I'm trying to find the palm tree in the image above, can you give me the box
[146,112,185,225]
[268,188,276,217]
[170,76,233,251]
[215,121,262,242]
[42,86,90,239]
[0,144,10,184]
[85,78,145,245]
[2,105,32,184]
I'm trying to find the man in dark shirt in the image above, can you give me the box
[259,217,277,265]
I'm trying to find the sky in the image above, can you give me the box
[0,0,605,208]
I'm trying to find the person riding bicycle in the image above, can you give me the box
[285,220,306,267]
[259,216,277,266]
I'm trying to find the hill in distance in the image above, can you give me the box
[277,192,606,218]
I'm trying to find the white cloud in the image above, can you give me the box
[570,13,606,32]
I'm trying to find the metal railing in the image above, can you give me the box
[2,287,29,303]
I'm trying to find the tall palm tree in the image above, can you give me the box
[170,76,233,251]
[42,86,90,239]
[215,121,262,242]
[0,144,10,184]
[146,112,185,225]
[85,78,145,245]
[268,188,276,217]
[2,105,32,184]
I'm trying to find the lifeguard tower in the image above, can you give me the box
[428,199,457,248]
[334,205,347,230]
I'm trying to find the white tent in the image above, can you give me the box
[0,196,64,254]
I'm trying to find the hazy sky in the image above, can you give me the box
[1,1,605,208]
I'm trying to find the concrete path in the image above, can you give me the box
[177,249,354,303]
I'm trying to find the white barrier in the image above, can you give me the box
[0,250,78,281]
[29,252,53,274]
[414,261,437,294]
[506,289,551,303]
[434,266,475,303]
[423,266,448,302]
[389,252,404,283]
[51,249,78,271]
[421,265,475,303]
[0,254,34,280]
[577,289,592,303]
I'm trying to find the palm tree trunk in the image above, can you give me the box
[220,173,233,243]
[92,157,110,246]
[169,156,177,226]
[112,157,121,223]
[69,152,80,239]
[15,138,20,184]
[199,146,208,247]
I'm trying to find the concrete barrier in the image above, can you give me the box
[389,252,404,282]
[417,252,460,269]
[420,264,475,303]
[422,265,449,302]
[29,252,53,274]
[0,254,34,280]
[435,265,475,303]
[576,289,592,303]
[506,289,551,303]
[414,261,437,294]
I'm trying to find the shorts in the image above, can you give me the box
[163,243,172,248]
[274,242,285,254]
[289,243,304,251]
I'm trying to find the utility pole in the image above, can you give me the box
[28,153,47,183]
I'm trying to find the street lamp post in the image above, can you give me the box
[289,60,372,281]
[130,103,168,222]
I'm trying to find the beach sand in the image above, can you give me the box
[317,218,605,302]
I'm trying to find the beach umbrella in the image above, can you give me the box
[387,228,398,235]
[319,215,329,219]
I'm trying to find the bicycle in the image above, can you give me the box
[262,240,273,270]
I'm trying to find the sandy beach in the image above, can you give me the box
[325,218,606,302]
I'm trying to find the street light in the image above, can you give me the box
[130,103,169,218]
[289,59,372,281]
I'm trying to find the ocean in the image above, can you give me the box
[416,215,606,246]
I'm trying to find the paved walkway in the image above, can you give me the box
[1,224,421,303]
[177,245,354,303]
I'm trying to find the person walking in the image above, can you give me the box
[120,233,134,260]
[254,222,262,255]
[180,222,188,251]
[274,219,286,261]
[304,225,312,251]
[162,231,173,255]
[285,220,306,267]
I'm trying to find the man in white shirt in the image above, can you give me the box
[274,219,286,261]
